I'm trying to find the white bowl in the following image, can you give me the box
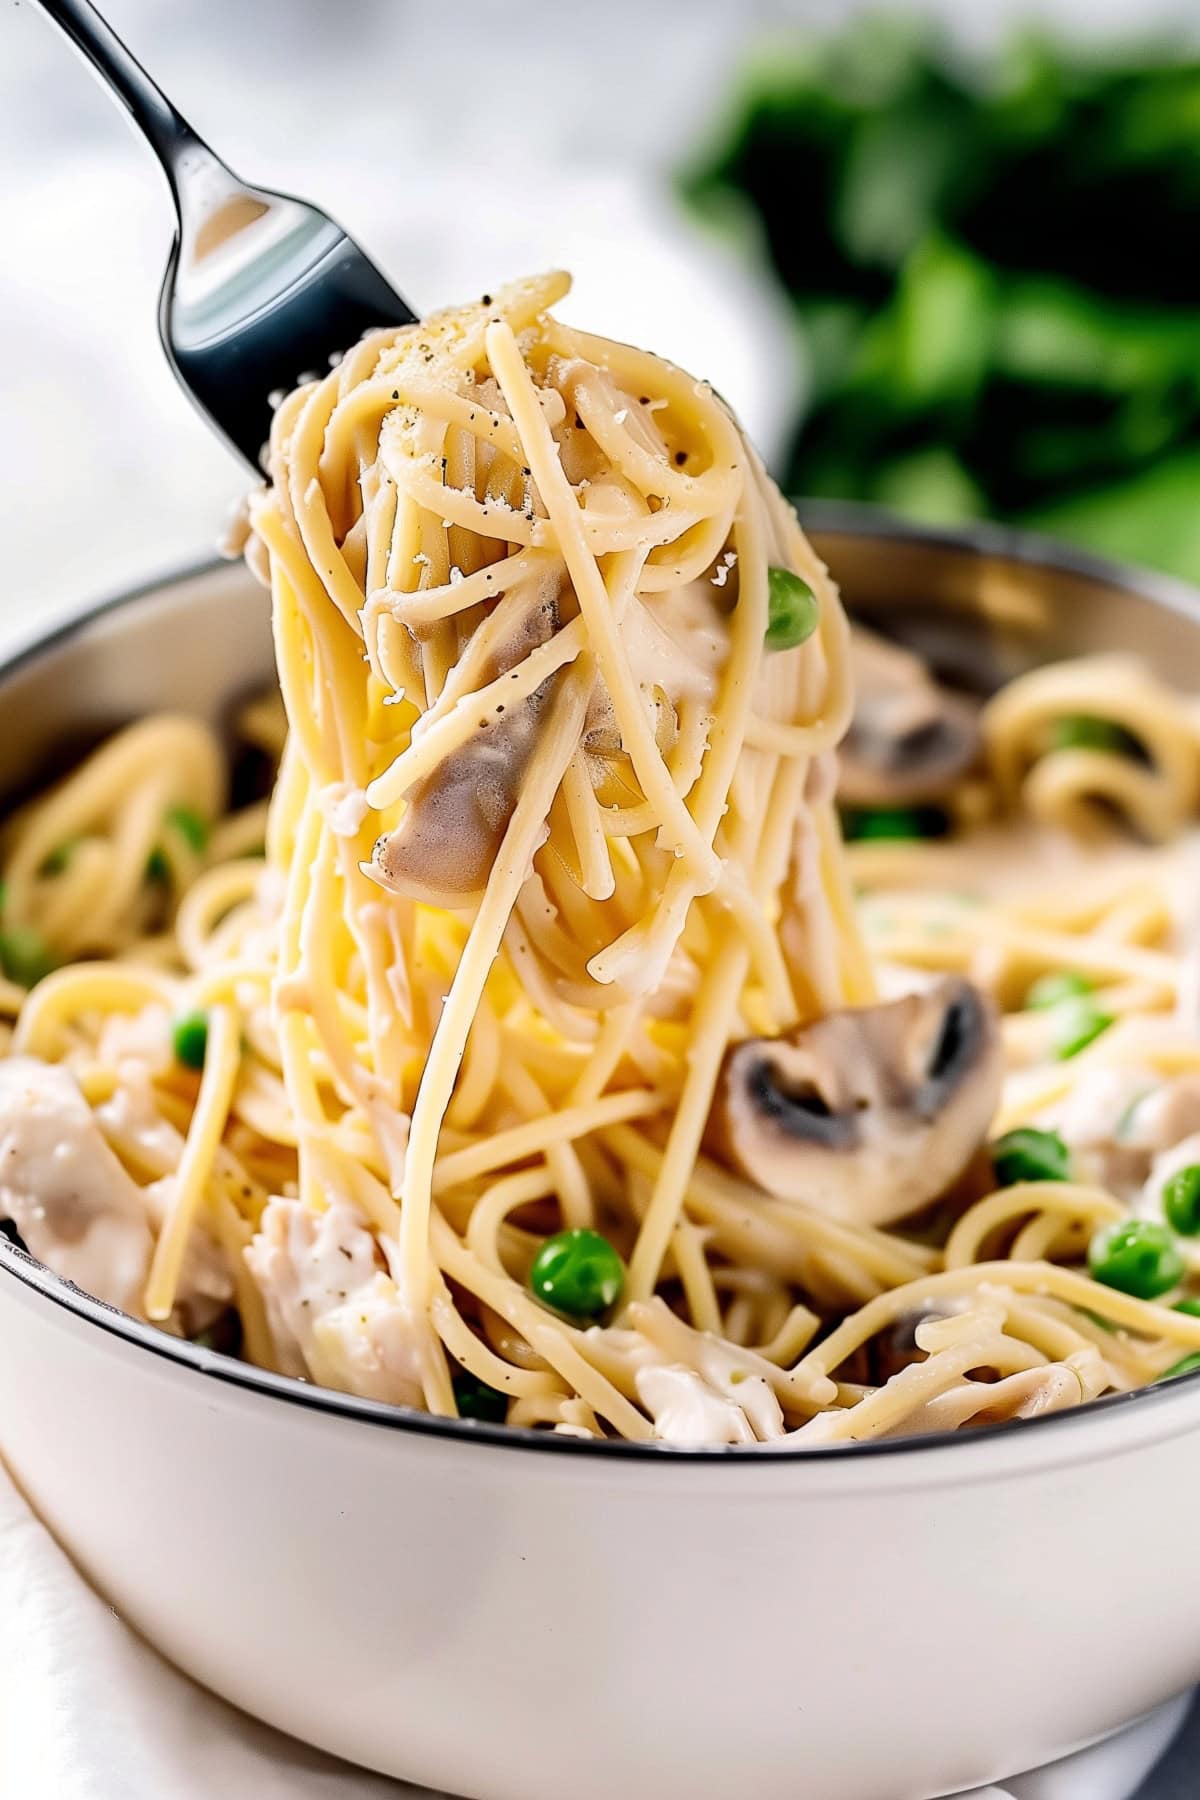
[3,513,1200,1800]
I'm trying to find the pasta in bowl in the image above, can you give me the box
[4,487,1200,1795]
[5,273,1200,1458]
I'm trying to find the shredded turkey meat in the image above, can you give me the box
[0,1057,153,1315]
[244,1195,382,1379]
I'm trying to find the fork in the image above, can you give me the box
[31,0,418,470]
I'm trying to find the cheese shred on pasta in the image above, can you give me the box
[6,272,1200,1448]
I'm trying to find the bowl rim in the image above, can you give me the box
[5,506,1200,1465]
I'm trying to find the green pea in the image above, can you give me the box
[1174,1297,1200,1318]
[991,1126,1070,1187]
[172,1010,209,1071]
[1024,970,1093,1011]
[1159,1352,1200,1383]
[841,804,948,843]
[147,805,210,881]
[167,805,209,852]
[1053,996,1113,1060]
[41,836,82,877]
[1049,715,1141,756]
[0,926,54,990]
[529,1227,624,1320]
[1164,1165,1200,1237]
[1088,1218,1184,1300]
[764,567,819,650]
[452,1372,508,1424]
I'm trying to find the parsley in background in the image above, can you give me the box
[682,16,1200,580]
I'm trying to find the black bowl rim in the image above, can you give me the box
[4,506,1200,1467]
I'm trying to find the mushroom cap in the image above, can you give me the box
[839,625,980,808]
[708,976,1003,1228]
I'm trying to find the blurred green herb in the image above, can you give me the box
[682,18,1200,575]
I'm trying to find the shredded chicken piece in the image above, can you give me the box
[628,1299,788,1446]
[245,1196,380,1378]
[0,1057,153,1315]
[636,1364,762,1448]
[1058,1068,1200,1203]
[309,1271,425,1409]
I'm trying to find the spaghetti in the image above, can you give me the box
[5,272,1200,1447]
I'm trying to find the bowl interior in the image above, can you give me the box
[0,563,273,807]
[804,500,1200,695]
[2,510,1200,1462]
[5,511,1200,810]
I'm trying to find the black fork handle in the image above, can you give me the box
[28,0,224,205]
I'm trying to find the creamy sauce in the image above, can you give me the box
[96,1074,187,1174]
[95,1004,172,1074]
[625,582,727,709]
[317,781,371,838]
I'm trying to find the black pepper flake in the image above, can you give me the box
[639,396,650,405]
[674,450,687,465]
[391,390,399,400]
[481,294,493,305]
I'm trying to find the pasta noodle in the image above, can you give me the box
[5,272,1200,1448]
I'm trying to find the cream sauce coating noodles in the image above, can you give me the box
[5,272,1200,1446]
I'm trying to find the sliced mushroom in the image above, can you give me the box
[373,587,563,910]
[707,976,1002,1227]
[838,624,980,807]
